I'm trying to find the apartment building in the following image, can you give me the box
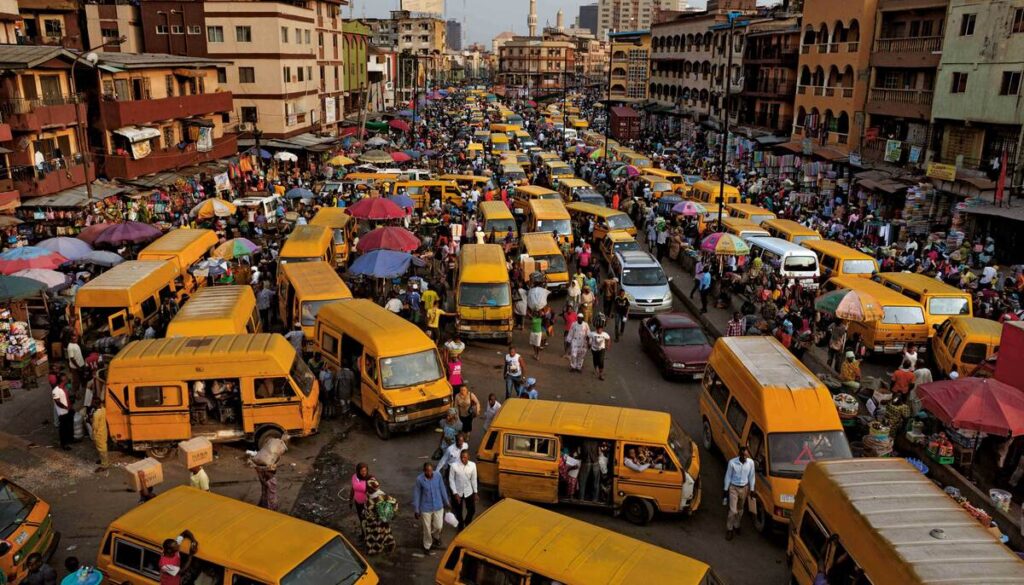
[391,10,447,103]
[738,16,799,136]
[498,36,576,94]
[598,0,689,38]
[608,29,650,101]
[15,0,83,50]
[316,0,348,135]
[342,21,370,116]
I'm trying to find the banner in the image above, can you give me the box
[908,146,922,164]
[926,162,957,181]
[324,97,336,125]
[130,140,151,160]
[197,127,213,152]
[214,172,231,193]
[884,139,902,163]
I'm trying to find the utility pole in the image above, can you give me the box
[717,12,740,231]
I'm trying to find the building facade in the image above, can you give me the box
[649,12,724,116]
[598,0,695,38]
[738,16,799,136]
[446,19,462,51]
[578,3,599,35]
[608,29,650,101]
[342,20,370,120]
[498,36,575,95]
[16,0,83,50]
[316,0,348,135]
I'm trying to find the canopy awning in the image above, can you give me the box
[173,68,204,78]
[185,118,214,127]
[113,126,161,143]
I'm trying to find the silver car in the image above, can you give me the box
[612,250,673,314]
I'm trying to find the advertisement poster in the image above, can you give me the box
[884,139,902,163]
[214,172,231,192]
[197,127,213,152]
[325,97,337,125]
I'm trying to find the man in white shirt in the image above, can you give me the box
[189,465,210,491]
[438,432,468,478]
[482,394,502,431]
[52,375,73,450]
[384,295,404,314]
[66,334,86,394]
[448,449,478,531]
[723,445,756,540]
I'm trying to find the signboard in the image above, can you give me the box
[196,127,213,152]
[884,139,902,163]
[849,152,862,166]
[213,172,231,193]
[324,97,336,125]
[802,138,813,156]
[908,145,922,164]
[926,162,957,182]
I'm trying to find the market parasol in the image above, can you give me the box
[36,237,92,261]
[700,232,749,256]
[814,288,884,322]
[396,109,415,118]
[213,238,260,260]
[359,149,393,165]
[0,246,69,274]
[390,151,412,163]
[77,223,115,245]
[273,151,298,162]
[0,216,23,227]
[92,222,163,247]
[589,148,605,160]
[365,136,391,147]
[365,121,390,132]
[403,149,422,159]
[388,119,411,132]
[190,198,237,219]
[0,275,46,302]
[387,194,416,210]
[672,201,707,217]
[329,155,355,166]
[190,258,229,279]
[356,226,421,253]
[247,147,271,159]
[345,197,406,220]
[348,250,424,278]
[285,187,314,200]
[918,378,1024,437]
[12,268,68,290]
[79,250,124,267]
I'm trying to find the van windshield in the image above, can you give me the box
[290,356,316,397]
[301,299,343,326]
[841,259,876,275]
[792,235,819,245]
[537,254,567,273]
[607,214,635,230]
[668,424,693,472]
[929,297,970,316]
[882,306,925,325]
[537,219,571,235]
[485,219,517,234]
[0,480,35,539]
[622,267,667,287]
[459,283,511,307]
[281,536,366,585]
[768,431,851,479]
[381,349,444,389]
[783,256,818,273]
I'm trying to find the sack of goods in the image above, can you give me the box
[252,437,288,468]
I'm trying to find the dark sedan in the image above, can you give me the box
[639,313,712,379]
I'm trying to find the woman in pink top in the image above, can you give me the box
[351,463,370,539]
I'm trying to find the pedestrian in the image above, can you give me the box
[189,465,210,491]
[698,267,712,314]
[256,282,275,327]
[255,465,278,511]
[588,322,611,380]
[724,445,755,540]
[578,439,602,502]
[158,530,198,585]
[284,323,303,354]
[350,462,370,539]
[503,346,525,399]
[448,449,479,531]
[612,288,630,341]
[528,310,544,359]
[454,385,480,433]
[566,314,591,373]
[318,363,335,419]
[412,462,450,553]
[52,374,73,450]
[66,334,85,394]
[890,359,916,396]
[438,432,469,485]
[91,404,109,472]
[361,478,397,555]
[827,320,847,371]
[438,408,463,455]
[522,377,539,399]
[482,394,502,431]
[689,258,705,298]
[22,553,57,585]
[726,312,746,337]
[600,274,618,316]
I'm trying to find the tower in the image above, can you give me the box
[528,0,538,37]
[556,8,564,32]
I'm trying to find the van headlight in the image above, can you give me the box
[663,291,673,302]
[672,362,686,369]
[442,395,451,404]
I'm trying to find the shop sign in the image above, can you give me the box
[926,162,957,182]
[884,139,902,163]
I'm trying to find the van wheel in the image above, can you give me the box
[147,445,173,459]
[257,428,283,450]
[622,498,654,525]
[373,414,391,441]
[701,419,715,453]
[752,497,772,534]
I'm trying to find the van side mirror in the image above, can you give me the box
[0,540,10,558]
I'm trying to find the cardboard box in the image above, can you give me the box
[178,437,213,469]
[124,458,163,491]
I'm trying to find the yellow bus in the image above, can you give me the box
[801,240,878,280]
[873,272,972,335]
[823,276,929,354]
[763,219,822,244]
[0,477,58,584]
[720,216,770,240]
[278,261,353,348]
[309,206,355,267]
[512,185,560,215]
[166,285,260,338]
[639,175,675,200]
[620,151,652,168]
[566,201,636,240]
[137,228,218,295]
[641,167,686,191]
[690,180,741,205]
[74,260,181,345]
[279,224,334,266]
[521,232,569,290]
[932,316,1002,379]
[490,133,511,152]
[392,180,464,210]
[725,203,777,226]
[478,200,517,241]
[525,199,573,246]
[456,244,513,341]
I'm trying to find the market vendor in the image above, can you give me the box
[839,351,861,384]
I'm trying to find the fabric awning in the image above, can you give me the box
[113,126,160,143]
[754,135,789,146]
[173,68,204,78]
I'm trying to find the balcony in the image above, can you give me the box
[744,112,793,132]
[0,96,86,132]
[743,79,795,97]
[0,121,11,143]
[744,46,799,66]
[103,134,238,180]
[12,157,94,198]
[98,91,233,129]
[871,36,941,69]
[867,87,933,120]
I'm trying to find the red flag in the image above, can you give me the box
[996,149,1008,206]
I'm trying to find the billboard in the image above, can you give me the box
[401,0,443,15]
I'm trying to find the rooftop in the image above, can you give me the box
[0,44,87,69]
[93,51,231,69]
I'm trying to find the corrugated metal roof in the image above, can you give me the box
[0,45,85,69]
[93,51,231,69]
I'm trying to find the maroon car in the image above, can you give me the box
[639,313,712,379]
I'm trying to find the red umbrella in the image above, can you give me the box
[77,223,115,245]
[390,151,412,163]
[918,377,1024,436]
[389,119,410,132]
[356,226,421,253]
[345,197,407,220]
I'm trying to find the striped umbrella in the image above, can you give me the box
[213,238,260,260]
[672,201,707,217]
[700,232,749,256]
[190,198,237,219]
[0,246,68,274]
[815,288,885,322]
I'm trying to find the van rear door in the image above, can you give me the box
[127,383,190,444]
[497,432,559,503]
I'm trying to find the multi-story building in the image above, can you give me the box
[392,9,447,102]
[83,2,144,53]
[446,19,462,51]
[316,0,348,136]
[930,0,1023,181]
[598,0,692,38]
[862,0,948,165]
[498,36,575,95]
[608,29,650,101]
[0,0,18,45]
[793,0,878,152]
[363,17,398,49]
[86,52,236,180]
[15,0,83,50]
[342,21,370,119]
[650,11,723,115]
[367,45,396,111]
[578,3,599,36]
[738,16,799,136]
[492,31,515,55]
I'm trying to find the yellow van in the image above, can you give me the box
[278,261,353,347]
[97,487,377,585]
[556,178,594,202]
[620,151,652,168]
[104,334,321,455]
[700,336,851,532]
[315,299,452,439]
[0,477,58,584]
[456,244,513,341]
[490,133,511,152]
[512,185,560,215]
[800,240,878,280]
[477,399,701,525]
[690,180,741,205]
[823,276,930,355]
[467,142,484,155]
[439,174,491,193]
[166,285,260,338]
[789,458,1024,585]
[763,219,822,244]
[720,217,770,240]
[599,230,642,266]
[641,167,686,191]
[725,203,777,226]
[137,228,218,295]
[502,164,528,185]
[931,316,1002,378]
[521,232,569,290]
[525,199,573,245]
[74,260,181,345]
[309,206,355,267]
[566,201,636,240]
[639,175,675,200]
[392,180,464,210]
[490,123,520,134]
[479,200,517,242]
[873,272,973,335]
[279,224,334,266]
[436,499,722,585]
[545,160,575,180]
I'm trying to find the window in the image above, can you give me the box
[321,332,339,358]
[235,25,252,42]
[706,373,729,411]
[297,67,304,82]
[458,553,525,584]
[960,342,988,365]
[295,27,301,43]
[207,25,224,42]
[306,66,312,80]
[504,434,555,459]
[140,296,158,318]
[156,24,168,35]
[187,25,201,35]
[163,126,175,149]
[135,386,182,408]
[1001,71,1021,95]
[43,18,63,38]
[238,67,255,84]
[797,510,830,562]
[216,67,227,84]
[1014,8,1024,33]
[362,353,377,383]
[950,72,968,93]
[283,67,292,83]
[254,377,293,400]
[113,539,161,580]
[959,13,976,36]
[725,399,748,436]
[318,32,324,46]
[241,106,258,123]
[748,423,766,472]
[304,30,311,44]
[170,24,183,34]
[101,26,119,39]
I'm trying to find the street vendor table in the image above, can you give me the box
[61,569,103,585]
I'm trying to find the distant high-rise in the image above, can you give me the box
[597,0,699,37]
[528,0,538,37]
[401,0,444,15]
[446,19,462,50]
[578,3,599,35]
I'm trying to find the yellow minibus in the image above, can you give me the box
[309,206,355,267]
[566,202,636,240]
[392,180,464,210]
[278,224,334,266]
[456,244,513,341]
[525,199,573,245]
[501,164,528,185]
[725,203,777,226]
[800,240,878,280]
[438,174,491,193]
[137,228,218,295]
[74,260,181,345]
[639,175,675,200]
[521,232,569,290]
[477,399,701,524]
[823,276,930,354]
[701,336,850,532]
[512,185,560,215]
[545,160,575,180]
[0,477,58,584]
[763,219,822,244]
[641,167,686,190]
[932,316,1002,379]
[490,133,510,152]
[620,151,652,168]
[479,200,517,242]
[166,285,260,338]
[690,180,741,205]
[278,261,353,347]
[873,272,973,334]
[720,217,770,240]
[599,230,642,266]
[556,178,594,202]
[315,299,452,439]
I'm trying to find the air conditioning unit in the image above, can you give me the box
[238,122,254,132]
[385,81,394,90]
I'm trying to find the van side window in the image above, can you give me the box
[948,332,964,357]
[110,313,127,332]
[504,434,555,460]
[725,399,748,436]
[443,547,463,570]
[254,377,293,400]
[135,386,182,408]
[942,323,957,346]
[960,342,987,364]
[141,296,158,319]
[321,332,340,359]
[113,538,161,580]
[459,552,524,584]
[747,424,766,472]
[706,372,729,412]
[797,509,830,562]
[363,354,378,384]
[484,430,498,451]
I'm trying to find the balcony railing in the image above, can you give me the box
[813,86,825,96]
[842,88,854,98]
[869,87,933,105]
[744,79,795,96]
[874,36,942,54]
[0,94,79,116]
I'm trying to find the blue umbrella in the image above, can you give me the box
[285,187,314,200]
[397,109,415,118]
[349,250,424,278]
[403,149,422,159]
[387,194,415,209]
[247,147,271,159]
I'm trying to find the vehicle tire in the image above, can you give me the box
[256,427,284,450]
[701,418,715,453]
[373,413,391,441]
[147,445,174,459]
[752,497,772,534]
[622,497,654,525]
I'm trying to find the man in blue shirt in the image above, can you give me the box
[698,267,713,314]
[412,462,450,552]
[723,444,756,540]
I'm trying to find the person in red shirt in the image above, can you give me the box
[890,360,916,395]
[159,530,197,585]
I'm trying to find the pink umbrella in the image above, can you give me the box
[625,165,640,177]
[0,247,68,275]
[389,119,411,132]
[77,223,115,245]
[345,197,407,220]
[390,151,412,163]
[356,226,421,253]
[92,222,163,247]
[919,378,1024,437]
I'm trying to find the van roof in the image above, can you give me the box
[106,487,359,583]
[606,230,636,243]
[802,459,1024,583]
[137,229,217,268]
[491,398,671,443]
[521,232,561,255]
[517,185,558,197]
[749,237,818,256]
[280,225,331,257]
[726,203,774,214]
[317,299,435,356]
[828,276,924,306]
[451,499,710,584]
[559,178,591,188]
[716,336,824,390]
[528,199,569,218]
[459,244,509,283]
[167,286,255,336]
[947,316,1003,340]
[800,239,876,261]
[75,260,179,308]
[763,218,820,235]
[566,202,625,218]
[693,180,739,193]
[110,334,296,373]
[281,261,352,300]
[309,207,353,229]
[875,272,970,297]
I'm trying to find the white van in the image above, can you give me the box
[232,194,281,223]
[378,168,431,181]
[748,237,820,289]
